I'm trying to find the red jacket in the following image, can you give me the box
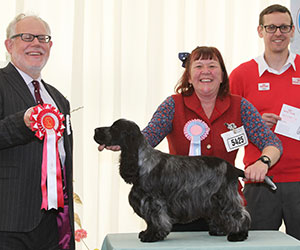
[167,92,242,165]
[167,92,245,203]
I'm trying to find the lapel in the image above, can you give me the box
[41,79,65,113]
[3,63,36,106]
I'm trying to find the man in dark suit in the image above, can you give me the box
[0,13,75,249]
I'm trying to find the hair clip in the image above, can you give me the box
[178,52,190,68]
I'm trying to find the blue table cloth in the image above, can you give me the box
[102,231,300,250]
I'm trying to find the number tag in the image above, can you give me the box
[221,126,248,152]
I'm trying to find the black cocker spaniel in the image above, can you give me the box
[94,119,275,242]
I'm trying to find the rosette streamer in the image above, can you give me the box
[30,104,65,210]
[184,119,210,156]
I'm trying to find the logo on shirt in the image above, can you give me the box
[292,77,300,85]
[258,82,270,91]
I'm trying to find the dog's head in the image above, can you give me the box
[94,118,143,148]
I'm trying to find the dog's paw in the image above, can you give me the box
[138,230,146,239]
[227,231,248,242]
[138,230,168,242]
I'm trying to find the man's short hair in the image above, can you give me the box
[6,13,51,39]
[259,4,293,26]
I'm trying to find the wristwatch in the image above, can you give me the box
[258,155,271,168]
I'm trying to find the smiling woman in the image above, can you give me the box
[188,55,224,115]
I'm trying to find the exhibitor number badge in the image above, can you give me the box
[221,126,248,152]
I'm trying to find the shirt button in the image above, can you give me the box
[206,144,212,150]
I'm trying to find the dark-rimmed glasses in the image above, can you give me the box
[262,24,293,34]
[10,33,51,43]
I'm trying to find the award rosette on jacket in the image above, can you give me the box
[30,104,65,210]
[184,119,210,156]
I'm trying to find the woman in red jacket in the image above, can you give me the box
[99,46,282,232]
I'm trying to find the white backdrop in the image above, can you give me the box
[0,0,291,249]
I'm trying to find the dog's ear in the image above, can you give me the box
[119,132,141,184]
[118,121,144,149]
[117,120,144,184]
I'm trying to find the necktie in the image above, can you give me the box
[32,80,44,105]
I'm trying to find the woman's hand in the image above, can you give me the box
[244,160,268,182]
[98,145,121,152]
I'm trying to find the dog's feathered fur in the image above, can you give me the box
[94,119,252,242]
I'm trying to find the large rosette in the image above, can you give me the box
[30,104,65,210]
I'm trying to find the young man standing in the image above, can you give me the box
[230,4,300,240]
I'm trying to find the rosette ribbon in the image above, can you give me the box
[184,119,210,156]
[30,104,65,210]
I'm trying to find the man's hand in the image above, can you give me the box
[261,113,281,129]
[24,107,34,128]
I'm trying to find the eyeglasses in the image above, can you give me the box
[10,33,51,43]
[262,24,293,34]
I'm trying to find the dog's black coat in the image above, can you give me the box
[94,119,252,242]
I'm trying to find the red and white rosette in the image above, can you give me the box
[30,104,65,210]
[184,119,210,156]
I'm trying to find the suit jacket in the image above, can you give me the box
[0,63,75,248]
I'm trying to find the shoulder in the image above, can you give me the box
[240,97,257,112]
[170,93,181,102]
[156,95,175,113]
[229,93,242,101]
[0,63,20,80]
[231,59,257,75]
[166,95,175,103]
[295,54,300,65]
[227,94,242,106]
[157,95,174,107]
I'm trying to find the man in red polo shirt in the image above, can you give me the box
[230,4,300,240]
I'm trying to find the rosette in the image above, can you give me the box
[183,119,210,156]
[30,104,65,210]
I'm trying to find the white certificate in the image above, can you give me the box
[274,104,300,141]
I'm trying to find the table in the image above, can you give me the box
[101,231,300,250]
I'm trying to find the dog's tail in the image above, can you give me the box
[236,168,277,191]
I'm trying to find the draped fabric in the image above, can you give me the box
[0,0,289,248]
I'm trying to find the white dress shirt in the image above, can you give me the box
[254,51,297,77]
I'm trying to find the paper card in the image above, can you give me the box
[274,104,300,141]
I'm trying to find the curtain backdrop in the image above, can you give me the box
[291,0,300,54]
[0,0,290,248]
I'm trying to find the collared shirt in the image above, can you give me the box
[254,51,297,77]
[14,65,66,169]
